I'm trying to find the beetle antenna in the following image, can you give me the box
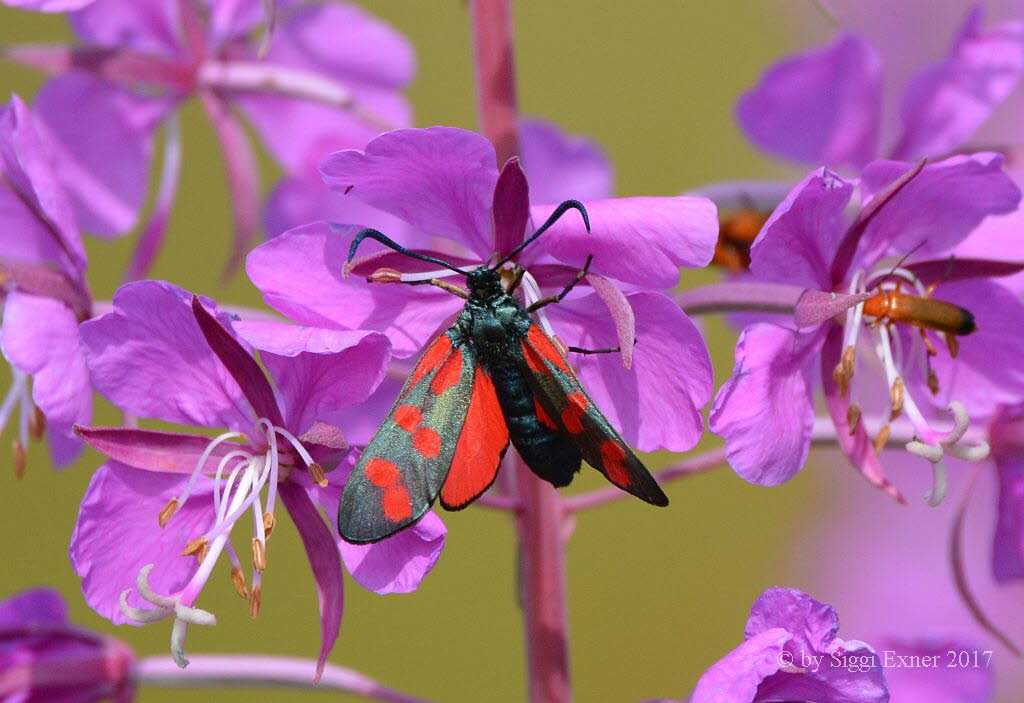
[493,199,590,270]
[348,229,468,276]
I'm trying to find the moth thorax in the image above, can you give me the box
[467,266,503,298]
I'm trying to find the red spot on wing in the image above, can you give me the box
[366,457,401,487]
[410,334,453,385]
[534,398,558,430]
[394,405,422,432]
[364,457,413,523]
[560,392,589,435]
[441,368,509,508]
[430,348,464,395]
[382,485,412,522]
[599,440,632,487]
[523,341,548,374]
[413,427,442,458]
[526,324,570,372]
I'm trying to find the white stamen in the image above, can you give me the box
[266,422,315,467]
[177,431,245,508]
[0,370,27,433]
[212,450,252,516]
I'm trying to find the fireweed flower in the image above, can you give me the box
[737,6,1024,168]
[0,588,136,702]
[4,0,413,276]
[249,125,718,452]
[710,154,1024,503]
[71,280,444,676]
[687,588,887,703]
[0,95,93,471]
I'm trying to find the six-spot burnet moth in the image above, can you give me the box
[337,199,669,544]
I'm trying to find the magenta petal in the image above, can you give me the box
[339,510,446,595]
[492,158,530,256]
[319,127,498,258]
[586,273,635,369]
[330,376,402,448]
[232,320,390,433]
[749,168,853,290]
[891,8,1024,161]
[190,296,283,427]
[992,404,1024,582]
[4,0,95,10]
[856,153,1021,265]
[690,628,791,703]
[312,458,446,594]
[921,279,1024,417]
[519,118,612,202]
[278,481,343,683]
[198,90,260,277]
[246,222,463,358]
[709,323,818,485]
[69,462,212,624]
[125,113,180,280]
[546,291,711,452]
[904,256,1024,283]
[0,96,86,275]
[1,292,90,466]
[0,588,67,629]
[69,0,180,55]
[736,33,882,167]
[531,195,718,287]
[34,73,154,237]
[264,173,412,239]
[79,281,251,430]
[75,426,242,474]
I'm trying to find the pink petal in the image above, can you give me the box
[0,589,67,629]
[891,8,1024,160]
[546,291,711,452]
[585,273,634,369]
[190,296,283,427]
[278,482,343,683]
[69,0,182,56]
[79,281,252,430]
[319,127,497,258]
[709,323,818,485]
[198,90,260,278]
[736,34,882,167]
[1,292,90,466]
[0,96,86,275]
[312,457,446,595]
[125,113,180,280]
[519,118,613,202]
[246,222,463,359]
[992,404,1024,582]
[70,462,212,624]
[491,157,530,256]
[75,426,243,474]
[690,628,791,703]
[749,168,853,290]
[232,320,391,433]
[34,73,154,236]
[919,279,1024,417]
[529,195,718,288]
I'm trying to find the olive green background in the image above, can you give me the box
[0,3,854,701]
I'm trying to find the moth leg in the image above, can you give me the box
[505,265,527,295]
[526,255,593,312]
[568,337,638,356]
[392,277,470,299]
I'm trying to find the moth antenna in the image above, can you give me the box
[348,229,468,276]
[493,199,590,270]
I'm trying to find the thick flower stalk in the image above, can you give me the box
[0,95,93,470]
[3,0,413,276]
[71,280,444,677]
[709,154,1024,503]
